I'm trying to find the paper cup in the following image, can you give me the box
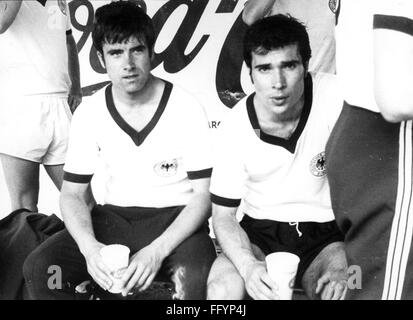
[100,244,130,293]
[265,252,300,300]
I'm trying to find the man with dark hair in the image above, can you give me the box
[22,1,216,300]
[242,0,336,74]
[207,15,347,300]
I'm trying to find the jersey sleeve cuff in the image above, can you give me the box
[187,168,212,180]
[374,14,413,36]
[211,193,241,207]
[63,171,93,183]
[66,29,72,36]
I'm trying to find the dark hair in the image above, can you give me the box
[243,14,311,69]
[92,1,155,56]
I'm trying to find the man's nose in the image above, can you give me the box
[123,52,136,70]
[271,70,286,89]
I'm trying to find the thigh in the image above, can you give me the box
[0,154,40,191]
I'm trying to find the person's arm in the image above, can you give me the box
[242,0,276,25]
[374,15,413,122]
[60,180,112,291]
[66,33,82,113]
[213,204,278,300]
[120,177,212,295]
[0,0,22,34]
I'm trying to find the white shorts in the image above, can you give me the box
[0,94,72,165]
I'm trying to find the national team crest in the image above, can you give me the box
[310,152,326,177]
[328,0,340,14]
[57,0,67,15]
[154,159,178,177]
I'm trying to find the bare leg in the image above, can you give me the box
[302,241,348,300]
[0,153,40,212]
[207,243,265,300]
[44,164,64,190]
[207,254,246,300]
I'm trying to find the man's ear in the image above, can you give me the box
[97,51,106,68]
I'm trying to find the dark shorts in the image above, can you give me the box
[240,214,344,287]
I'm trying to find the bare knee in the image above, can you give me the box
[207,268,245,300]
[207,277,244,300]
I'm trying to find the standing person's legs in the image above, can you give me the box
[0,154,40,212]
[326,103,404,299]
[0,95,71,213]
[42,96,72,192]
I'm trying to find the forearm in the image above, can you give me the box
[66,34,82,95]
[243,0,275,25]
[0,0,22,34]
[150,191,211,258]
[60,192,98,256]
[213,209,258,279]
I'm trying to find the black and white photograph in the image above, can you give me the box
[0,0,412,309]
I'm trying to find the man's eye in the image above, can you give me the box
[133,47,146,53]
[258,67,270,72]
[285,63,297,70]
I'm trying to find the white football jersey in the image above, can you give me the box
[64,81,213,208]
[210,73,342,222]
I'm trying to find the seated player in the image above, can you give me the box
[207,15,347,300]
[22,1,216,300]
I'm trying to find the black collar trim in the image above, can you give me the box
[246,74,313,153]
[105,81,173,146]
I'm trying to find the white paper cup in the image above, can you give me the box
[100,244,130,293]
[265,252,300,300]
